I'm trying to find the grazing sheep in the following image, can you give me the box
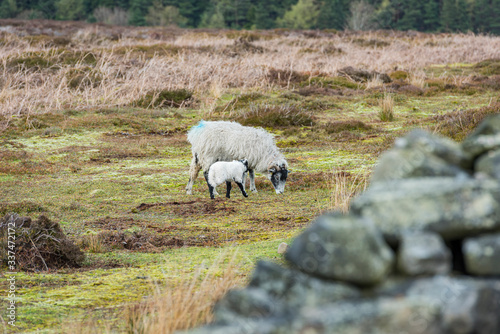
[206,159,249,199]
[185,120,289,195]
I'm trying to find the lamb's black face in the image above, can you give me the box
[239,159,249,172]
[268,168,288,194]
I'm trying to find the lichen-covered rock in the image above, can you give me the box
[462,114,500,157]
[371,130,472,183]
[285,213,394,286]
[213,287,282,324]
[397,231,451,276]
[371,148,469,183]
[475,149,500,180]
[406,276,500,334]
[292,297,442,334]
[249,261,360,305]
[463,232,500,276]
[351,178,500,242]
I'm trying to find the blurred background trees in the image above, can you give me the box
[1,0,500,34]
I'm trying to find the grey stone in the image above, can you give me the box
[398,129,472,168]
[371,148,469,183]
[397,231,451,276]
[285,213,394,286]
[463,133,500,158]
[406,276,500,334]
[462,115,500,157]
[249,261,360,307]
[291,297,441,334]
[463,232,500,276]
[213,287,282,324]
[371,130,472,183]
[351,178,500,242]
[277,242,289,254]
[475,149,500,180]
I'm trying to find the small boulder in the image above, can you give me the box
[406,276,500,334]
[277,242,289,254]
[351,178,500,243]
[463,232,500,276]
[475,149,500,180]
[371,130,471,183]
[397,231,451,276]
[249,261,360,307]
[294,297,441,334]
[285,213,394,286]
[462,114,500,158]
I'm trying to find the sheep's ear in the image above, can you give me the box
[269,167,276,173]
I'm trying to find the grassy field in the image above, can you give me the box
[1,20,500,333]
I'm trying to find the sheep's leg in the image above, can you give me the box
[241,172,247,191]
[186,155,202,195]
[204,171,215,199]
[225,181,232,198]
[235,181,248,198]
[249,169,258,193]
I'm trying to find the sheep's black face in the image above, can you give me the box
[268,168,288,194]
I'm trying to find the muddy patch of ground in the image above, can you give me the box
[134,199,237,216]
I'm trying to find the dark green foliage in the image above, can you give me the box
[441,0,471,32]
[317,0,349,30]
[4,0,500,34]
[133,89,193,108]
[128,0,150,26]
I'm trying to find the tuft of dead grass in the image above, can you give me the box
[328,170,368,214]
[378,93,395,122]
[124,252,243,334]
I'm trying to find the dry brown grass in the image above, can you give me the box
[378,93,395,121]
[63,251,243,334]
[328,170,368,214]
[1,24,500,123]
[124,252,242,334]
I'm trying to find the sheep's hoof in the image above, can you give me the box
[243,193,248,198]
[186,190,192,195]
[251,189,258,193]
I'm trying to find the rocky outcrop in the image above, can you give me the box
[182,115,500,334]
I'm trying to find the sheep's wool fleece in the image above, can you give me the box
[187,121,287,173]
[208,160,246,187]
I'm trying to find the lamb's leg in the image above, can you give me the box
[235,181,248,198]
[225,181,232,198]
[204,171,215,199]
[186,155,202,195]
[249,169,257,193]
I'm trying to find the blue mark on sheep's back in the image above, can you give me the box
[193,120,206,130]
[187,120,206,140]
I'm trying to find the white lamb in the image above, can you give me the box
[206,159,249,199]
[186,120,289,195]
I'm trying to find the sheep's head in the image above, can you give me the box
[267,163,288,194]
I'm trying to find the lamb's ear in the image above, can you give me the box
[269,167,276,173]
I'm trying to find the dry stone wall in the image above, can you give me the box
[183,115,500,334]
